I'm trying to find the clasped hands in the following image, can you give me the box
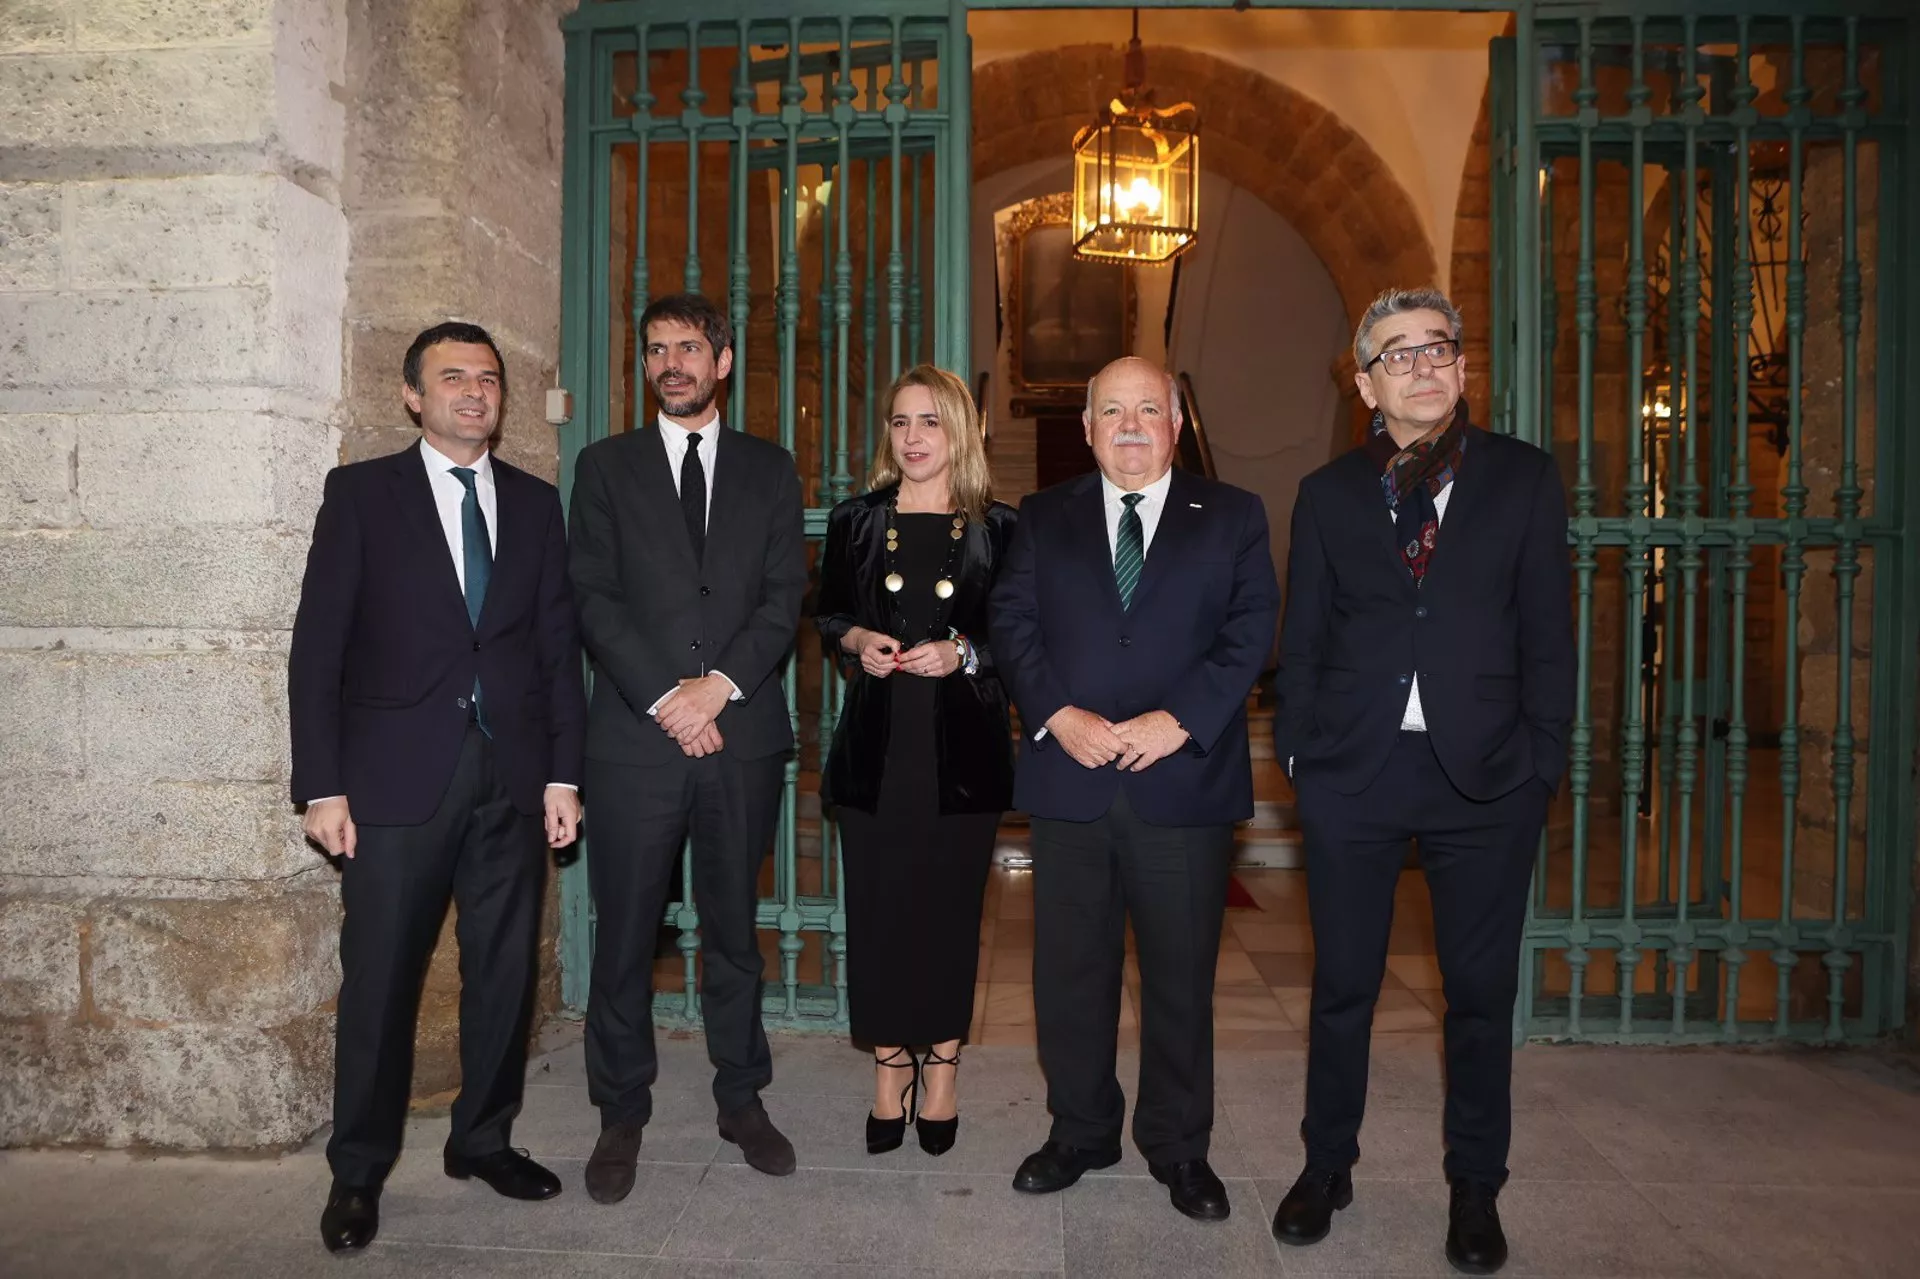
[844,626,960,680]
[654,673,732,758]
[1044,706,1187,771]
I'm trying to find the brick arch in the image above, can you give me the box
[973,45,1439,332]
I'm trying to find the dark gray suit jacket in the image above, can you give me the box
[567,423,806,765]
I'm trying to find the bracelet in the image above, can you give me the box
[949,628,980,677]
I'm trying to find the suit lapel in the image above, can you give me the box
[706,425,749,570]
[1127,468,1199,613]
[1417,426,1486,591]
[393,445,470,622]
[634,426,702,576]
[1068,473,1126,616]
[1333,448,1413,586]
[477,461,526,633]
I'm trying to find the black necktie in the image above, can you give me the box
[681,433,706,562]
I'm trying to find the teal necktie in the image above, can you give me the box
[1114,492,1145,609]
[450,467,492,734]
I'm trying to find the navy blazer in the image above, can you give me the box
[288,444,587,826]
[1272,425,1575,800]
[989,468,1281,825]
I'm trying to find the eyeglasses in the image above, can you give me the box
[1364,339,1461,377]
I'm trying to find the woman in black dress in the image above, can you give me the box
[815,364,1016,1157]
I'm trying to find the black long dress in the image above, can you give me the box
[836,513,1001,1046]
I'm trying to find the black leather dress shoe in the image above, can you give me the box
[1445,1180,1508,1275]
[1148,1158,1231,1222]
[586,1120,645,1204]
[719,1100,797,1176]
[320,1180,380,1253]
[1271,1166,1353,1246]
[1011,1140,1122,1194]
[443,1147,563,1201]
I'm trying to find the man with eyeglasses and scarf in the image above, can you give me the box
[1270,288,1574,1275]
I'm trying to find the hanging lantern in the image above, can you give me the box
[1070,13,1199,265]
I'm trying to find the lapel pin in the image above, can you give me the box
[1189,502,1203,508]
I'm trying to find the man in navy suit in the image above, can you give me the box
[290,322,587,1253]
[1268,288,1574,1275]
[990,357,1280,1223]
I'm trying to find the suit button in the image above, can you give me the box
[456,696,469,708]
[700,585,712,596]
[1397,674,1411,687]
[689,640,701,650]
[1414,606,1428,619]
[1118,637,1132,647]
[472,640,481,652]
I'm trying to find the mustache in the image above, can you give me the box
[1110,430,1154,446]
[653,374,714,408]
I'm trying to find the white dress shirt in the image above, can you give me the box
[1289,479,1452,777]
[307,438,574,804]
[657,411,721,524]
[1101,466,1175,559]
[647,411,742,717]
[422,437,497,583]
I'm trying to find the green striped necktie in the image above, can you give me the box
[1114,492,1144,608]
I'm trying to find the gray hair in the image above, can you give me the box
[1353,287,1464,369]
[1083,360,1185,428]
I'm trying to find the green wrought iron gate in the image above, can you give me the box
[557,0,1917,1043]
[556,0,971,1026]
[1492,4,1918,1042]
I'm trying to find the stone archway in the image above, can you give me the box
[973,45,1439,334]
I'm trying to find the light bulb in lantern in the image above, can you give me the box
[1108,175,1163,221]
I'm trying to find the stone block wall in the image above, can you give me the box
[0,0,350,1147]
[1,0,575,1146]
[341,0,572,477]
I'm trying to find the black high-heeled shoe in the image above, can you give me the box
[865,1046,920,1155]
[915,1046,961,1156]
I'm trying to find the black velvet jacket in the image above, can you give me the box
[814,487,1018,816]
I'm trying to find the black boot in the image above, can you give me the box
[1445,1179,1508,1275]
[319,1180,380,1253]
[1270,1166,1353,1246]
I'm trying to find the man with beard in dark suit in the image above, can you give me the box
[567,292,807,1199]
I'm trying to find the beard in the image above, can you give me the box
[652,373,717,419]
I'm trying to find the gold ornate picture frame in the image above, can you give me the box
[1003,191,1136,399]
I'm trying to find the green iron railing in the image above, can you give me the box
[557,0,970,1028]
[556,0,1917,1045]
[1500,11,1915,1043]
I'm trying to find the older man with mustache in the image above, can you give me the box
[990,356,1281,1222]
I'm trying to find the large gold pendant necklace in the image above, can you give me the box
[883,500,965,640]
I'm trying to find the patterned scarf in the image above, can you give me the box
[1364,399,1468,585]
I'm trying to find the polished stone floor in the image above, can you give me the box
[6,1008,1920,1276]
